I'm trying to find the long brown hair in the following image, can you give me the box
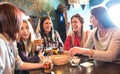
[69,14,85,47]
[90,6,116,41]
[0,2,22,41]
[39,16,55,42]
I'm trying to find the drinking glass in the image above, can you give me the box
[43,56,52,73]
[34,33,43,51]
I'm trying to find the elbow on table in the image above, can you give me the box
[106,55,117,62]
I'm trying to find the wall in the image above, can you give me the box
[67,4,90,30]
[0,0,65,29]
[0,0,107,35]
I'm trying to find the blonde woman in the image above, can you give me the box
[0,2,44,74]
[17,19,43,63]
[17,19,44,74]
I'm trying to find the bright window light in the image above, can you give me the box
[108,4,120,27]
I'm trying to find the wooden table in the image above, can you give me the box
[30,62,120,74]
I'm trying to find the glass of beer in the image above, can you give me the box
[43,56,52,73]
[34,33,43,51]
[52,47,58,55]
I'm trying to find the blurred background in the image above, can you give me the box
[0,0,120,42]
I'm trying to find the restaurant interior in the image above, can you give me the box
[0,0,120,74]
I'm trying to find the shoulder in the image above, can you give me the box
[0,39,7,53]
[0,39,7,49]
[0,38,5,44]
[17,40,24,47]
[54,30,59,34]
[54,30,60,36]
[111,28,120,37]
[66,35,72,39]
[88,28,97,36]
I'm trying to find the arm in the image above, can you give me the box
[18,51,40,63]
[70,29,120,62]
[92,29,120,62]
[20,62,43,70]
[17,42,40,63]
[15,44,44,70]
[0,45,6,71]
[84,29,94,48]
[69,29,95,56]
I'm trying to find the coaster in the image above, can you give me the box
[80,62,93,67]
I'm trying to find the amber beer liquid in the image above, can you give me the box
[52,47,58,55]
[44,61,51,73]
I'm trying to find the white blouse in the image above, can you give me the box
[0,34,23,74]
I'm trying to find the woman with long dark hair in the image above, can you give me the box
[39,16,63,50]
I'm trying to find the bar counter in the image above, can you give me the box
[30,62,120,74]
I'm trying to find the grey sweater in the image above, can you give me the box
[84,28,120,62]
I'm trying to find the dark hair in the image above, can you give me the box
[39,16,54,41]
[0,2,22,41]
[90,6,116,41]
[90,6,116,29]
[40,16,52,34]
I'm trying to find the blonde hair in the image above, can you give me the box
[21,20,35,55]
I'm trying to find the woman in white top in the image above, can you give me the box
[0,2,44,74]
[69,6,120,65]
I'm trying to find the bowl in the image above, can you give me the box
[51,54,69,65]
[69,56,81,66]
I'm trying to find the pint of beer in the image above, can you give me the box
[43,56,52,73]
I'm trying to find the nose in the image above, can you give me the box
[23,29,28,34]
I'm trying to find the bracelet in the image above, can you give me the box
[90,49,94,58]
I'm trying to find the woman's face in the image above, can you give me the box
[71,17,82,32]
[20,22,30,41]
[43,19,52,34]
[90,15,99,28]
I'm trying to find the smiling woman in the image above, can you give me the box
[64,14,88,51]
[38,16,64,52]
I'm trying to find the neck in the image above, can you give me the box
[98,26,108,37]
[76,30,81,37]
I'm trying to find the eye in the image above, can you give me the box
[26,26,29,29]
[21,27,23,30]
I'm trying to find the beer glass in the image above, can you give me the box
[43,56,52,73]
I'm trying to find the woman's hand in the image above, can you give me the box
[69,47,93,57]
[69,47,81,56]
[38,51,44,60]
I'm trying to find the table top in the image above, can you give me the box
[30,62,120,74]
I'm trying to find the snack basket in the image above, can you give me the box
[51,54,69,65]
